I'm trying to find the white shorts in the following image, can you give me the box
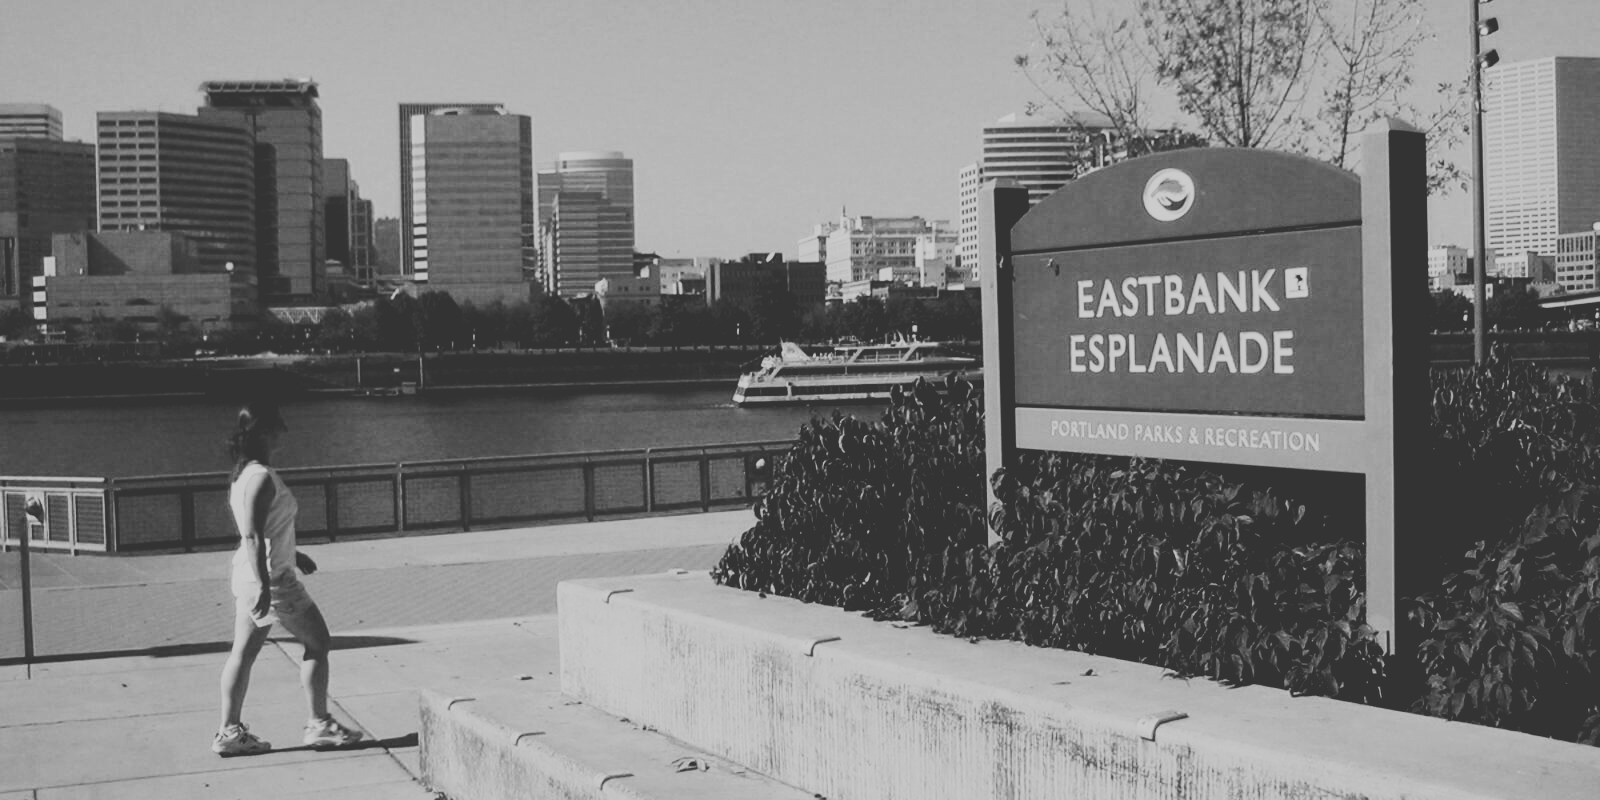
[234,571,316,629]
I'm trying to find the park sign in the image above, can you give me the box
[979,120,1430,648]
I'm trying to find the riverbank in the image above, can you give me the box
[0,347,768,404]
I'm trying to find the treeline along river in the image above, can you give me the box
[0,387,879,478]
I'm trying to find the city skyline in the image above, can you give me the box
[3,0,1597,258]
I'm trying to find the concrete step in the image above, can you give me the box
[419,688,813,800]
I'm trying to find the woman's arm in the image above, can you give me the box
[234,469,277,617]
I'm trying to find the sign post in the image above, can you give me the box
[983,120,1428,651]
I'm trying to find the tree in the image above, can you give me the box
[1485,285,1543,330]
[1018,0,1162,147]
[530,294,580,346]
[1143,0,1319,150]
[417,291,465,351]
[1019,0,1463,185]
[1431,290,1473,332]
[603,301,655,345]
[0,304,34,341]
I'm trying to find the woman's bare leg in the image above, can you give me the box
[219,606,272,728]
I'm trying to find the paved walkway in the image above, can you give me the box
[0,510,753,798]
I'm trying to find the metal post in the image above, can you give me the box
[1470,0,1488,365]
[20,523,33,666]
[643,449,655,512]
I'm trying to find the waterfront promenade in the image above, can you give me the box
[0,510,750,798]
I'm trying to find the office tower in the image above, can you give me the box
[372,217,401,275]
[1483,57,1600,257]
[402,105,535,304]
[323,157,374,273]
[707,254,827,308]
[956,162,983,283]
[199,79,324,303]
[822,213,952,284]
[96,111,257,276]
[980,111,1114,205]
[954,112,1114,285]
[539,151,635,296]
[398,103,502,278]
[0,104,63,140]
[0,136,94,306]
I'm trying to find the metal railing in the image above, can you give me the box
[1,440,790,554]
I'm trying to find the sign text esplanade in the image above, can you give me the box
[979,122,1429,648]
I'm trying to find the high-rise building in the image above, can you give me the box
[372,216,401,275]
[822,214,952,284]
[199,79,324,303]
[96,111,257,276]
[1483,57,1600,257]
[954,112,1115,286]
[0,104,63,140]
[397,103,502,279]
[0,136,95,306]
[323,157,374,272]
[539,151,635,297]
[956,163,983,283]
[980,111,1114,205]
[401,105,534,305]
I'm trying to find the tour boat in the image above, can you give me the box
[732,338,982,405]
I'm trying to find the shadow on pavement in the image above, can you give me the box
[218,732,419,758]
[0,634,417,667]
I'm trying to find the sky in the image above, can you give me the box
[2,0,1597,258]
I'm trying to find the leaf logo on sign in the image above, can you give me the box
[1143,168,1195,222]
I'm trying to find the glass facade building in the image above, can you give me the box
[96,111,257,277]
[199,79,324,303]
[403,105,534,305]
[1483,57,1600,258]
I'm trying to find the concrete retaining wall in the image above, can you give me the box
[559,572,1600,800]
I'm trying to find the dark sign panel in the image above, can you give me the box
[1012,226,1364,418]
[1007,148,1365,420]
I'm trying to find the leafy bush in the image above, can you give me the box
[712,352,1600,745]
[712,378,987,612]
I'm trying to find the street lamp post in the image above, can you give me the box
[1471,0,1499,365]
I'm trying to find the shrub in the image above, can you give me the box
[712,352,1600,745]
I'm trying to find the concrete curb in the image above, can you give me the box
[418,689,811,800]
[558,572,1600,800]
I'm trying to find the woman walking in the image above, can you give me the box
[214,402,364,755]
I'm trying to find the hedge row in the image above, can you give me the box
[710,353,1600,745]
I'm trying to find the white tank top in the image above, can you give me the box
[229,462,299,595]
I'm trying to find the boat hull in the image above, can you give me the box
[732,369,983,406]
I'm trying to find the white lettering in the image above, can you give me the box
[1239,331,1268,373]
[1077,281,1095,318]
[1187,274,1215,314]
[1218,271,1247,314]
[1164,275,1185,315]
[1252,269,1280,312]
[1273,330,1295,374]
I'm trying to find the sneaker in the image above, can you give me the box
[303,716,365,749]
[212,723,271,756]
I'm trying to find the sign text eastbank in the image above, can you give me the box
[1068,267,1307,375]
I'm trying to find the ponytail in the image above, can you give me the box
[227,402,286,481]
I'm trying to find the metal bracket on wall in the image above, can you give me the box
[512,731,546,745]
[604,588,635,604]
[800,635,841,657]
[445,696,477,711]
[597,772,634,790]
[1136,710,1189,742]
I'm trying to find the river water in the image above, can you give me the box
[0,387,881,478]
